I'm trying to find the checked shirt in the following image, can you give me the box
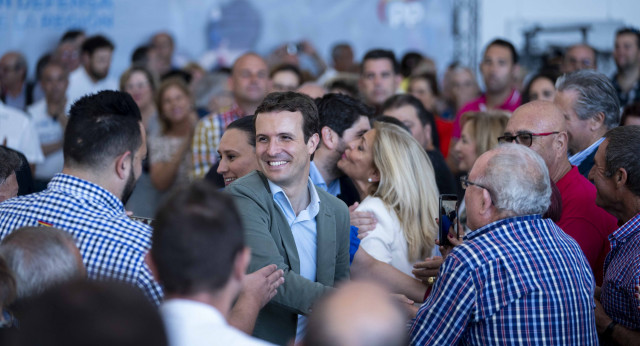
[0,174,163,305]
[409,215,597,345]
[601,212,640,330]
[191,103,247,179]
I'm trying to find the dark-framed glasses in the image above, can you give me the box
[497,131,559,147]
[460,175,494,204]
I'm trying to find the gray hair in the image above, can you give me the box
[0,227,85,299]
[555,69,620,129]
[0,147,21,184]
[477,143,551,216]
[604,125,640,197]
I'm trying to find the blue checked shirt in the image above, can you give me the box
[0,174,163,305]
[409,215,597,345]
[601,212,640,330]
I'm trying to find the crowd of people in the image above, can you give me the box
[1,25,640,345]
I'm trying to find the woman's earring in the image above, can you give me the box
[367,178,373,182]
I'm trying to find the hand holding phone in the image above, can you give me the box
[438,194,458,247]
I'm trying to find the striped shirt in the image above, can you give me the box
[601,212,640,330]
[191,103,247,179]
[409,215,597,345]
[0,174,163,305]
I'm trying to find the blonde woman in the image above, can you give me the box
[453,111,510,173]
[338,121,439,275]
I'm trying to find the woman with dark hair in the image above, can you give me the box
[521,72,559,104]
[120,66,160,136]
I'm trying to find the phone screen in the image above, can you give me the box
[439,194,458,247]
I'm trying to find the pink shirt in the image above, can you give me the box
[556,166,617,286]
[452,89,521,138]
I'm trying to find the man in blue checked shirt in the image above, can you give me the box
[410,143,597,345]
[588,125,640,344]
[0,91,163,305]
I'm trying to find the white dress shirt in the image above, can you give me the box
[161,299,274,346]
[0,101,44,164]
[66,67,117,104]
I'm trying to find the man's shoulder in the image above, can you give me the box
[0,188,151,249]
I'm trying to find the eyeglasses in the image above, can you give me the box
[460,175,494,203]
[497,131,559,147]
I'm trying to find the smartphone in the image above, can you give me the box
[438,194,458,247]
[129,215,155,227]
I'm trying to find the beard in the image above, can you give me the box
[121,168,137,205]
[88,65,108,81]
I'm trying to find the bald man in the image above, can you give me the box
[304,282,407,346]
[502,100,617,285]
[191,53,270,178]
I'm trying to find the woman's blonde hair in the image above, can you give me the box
[461,111,510,156]
[370,121,439,261]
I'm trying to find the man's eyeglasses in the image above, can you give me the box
[497,131,559,147]
[460,175,494,203]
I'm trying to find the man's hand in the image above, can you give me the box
[241,264,284,308]
[391,294,418,320]
[594,297,613,334]
[412,256,443,285]
[349,202,377,239]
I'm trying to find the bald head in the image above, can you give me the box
[229,53,269,109]
[305,282,406,346]
[506,101,571,181]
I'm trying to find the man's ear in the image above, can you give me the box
[394,74,402,90]
[480,188,493,214]
[81,53,90,67]
[555,131,569,153]
[615,167,628,189]
[307,133,320,154]
[320,126,337,150]
[227,76,234,91]
[233,247,251,281]
[590,112,606,132]
[423,123,433,144]
[115,151,132,180]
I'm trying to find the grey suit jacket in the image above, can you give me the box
[228,171,350,345]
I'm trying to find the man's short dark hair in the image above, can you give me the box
[616,27,640,48]
[315,93,373,137]
[381,94,441,150]
[270,63,303,83]
[604,125,640,197]
[59,29,84,43]
[361,49,400,75]
[63,91,142,170]
[16,280,167,346]
[152,180,245,295]
[400,51,423,78]
[227,115,256,147]
[255,91,319,143]
[81,35,114,56]
[0,146,22,184]
[485,38,519,65]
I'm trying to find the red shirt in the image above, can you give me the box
[452,89,521,138]
[556,166,617,286]
[434,116,453,158]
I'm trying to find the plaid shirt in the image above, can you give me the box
[0,174,163,305]
[191,103,247,179]
[601,212,640,330]
[410,215,597,345]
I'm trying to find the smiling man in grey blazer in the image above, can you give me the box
[227,91,350,345]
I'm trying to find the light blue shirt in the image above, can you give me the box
[569,137,604,166]
[268,177,321,342]
[309,161,341,197]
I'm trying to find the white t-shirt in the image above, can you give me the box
[160,299,274,346]
[0,101,44,164]
[357,196,438,276]
[66,67,117,104]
